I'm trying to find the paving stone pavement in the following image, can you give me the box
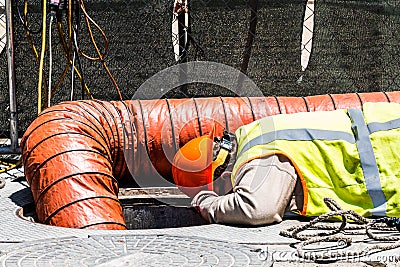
[1,235,264,266]
[1,170,400,266]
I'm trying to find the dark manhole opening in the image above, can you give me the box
[18,187,208,229]
[120,187,208,229]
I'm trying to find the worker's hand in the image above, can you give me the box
[191,190,218,215]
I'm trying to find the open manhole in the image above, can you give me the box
[18,187,208,229]
[119,187,208,229]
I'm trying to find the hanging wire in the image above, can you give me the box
[43,0,93,104]
[24,0,92,106]
[70,1,84,101]
[18,0,120,111]
[67,0,72,53]
[52,19,93,100]
[15,0,41,34]
[48,14,53,107]
[70,0,78,101]
[236,0,258,93]
[76,0,123,100]
[37,0,47,114]
[70,35,76,100]
[72,2,86,100]
[240,0,258,75]
[20,0,49,102]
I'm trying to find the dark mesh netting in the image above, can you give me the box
[1,0,400,134]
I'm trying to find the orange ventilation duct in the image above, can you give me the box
[21,91,400,229]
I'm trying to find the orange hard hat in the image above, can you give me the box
[172,128,233,198]
[172,132,214,198]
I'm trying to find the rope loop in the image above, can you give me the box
[280,198,400,262]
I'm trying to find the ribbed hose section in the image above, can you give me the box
[126,92,400,182]
[21,100,130,230]
[21,91,400,229]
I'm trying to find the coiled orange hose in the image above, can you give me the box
[21,91,400,229]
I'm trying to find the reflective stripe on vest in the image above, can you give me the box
[348,109,386,216]
[368,118,400,134]
[237,129,355,157]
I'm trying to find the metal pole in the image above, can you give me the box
[6,0,19,153]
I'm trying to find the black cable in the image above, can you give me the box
[246,96,256,121]
[383,91,391,102]
[165,98,178,153]
[137,100,151,159]
[241,0,258,74]
[273,96,283,114]
[302,96,310,112]
[219,96,229,132]
[355,92,364,106]
[90,100,122,171]
[73,29,86,100]
[72,0,86,100]
[187,32,205,60]
[192,98,203,136]
[120,101,136,179]
[328,93,337,109]
[78,101,116,151]
[110,101,132,179]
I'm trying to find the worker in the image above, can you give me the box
[172,102,400,226]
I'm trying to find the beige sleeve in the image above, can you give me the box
[191,154,298,226]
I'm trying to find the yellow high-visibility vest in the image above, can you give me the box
[232,102,400,217]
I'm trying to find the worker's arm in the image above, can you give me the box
[192,155,298,226]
